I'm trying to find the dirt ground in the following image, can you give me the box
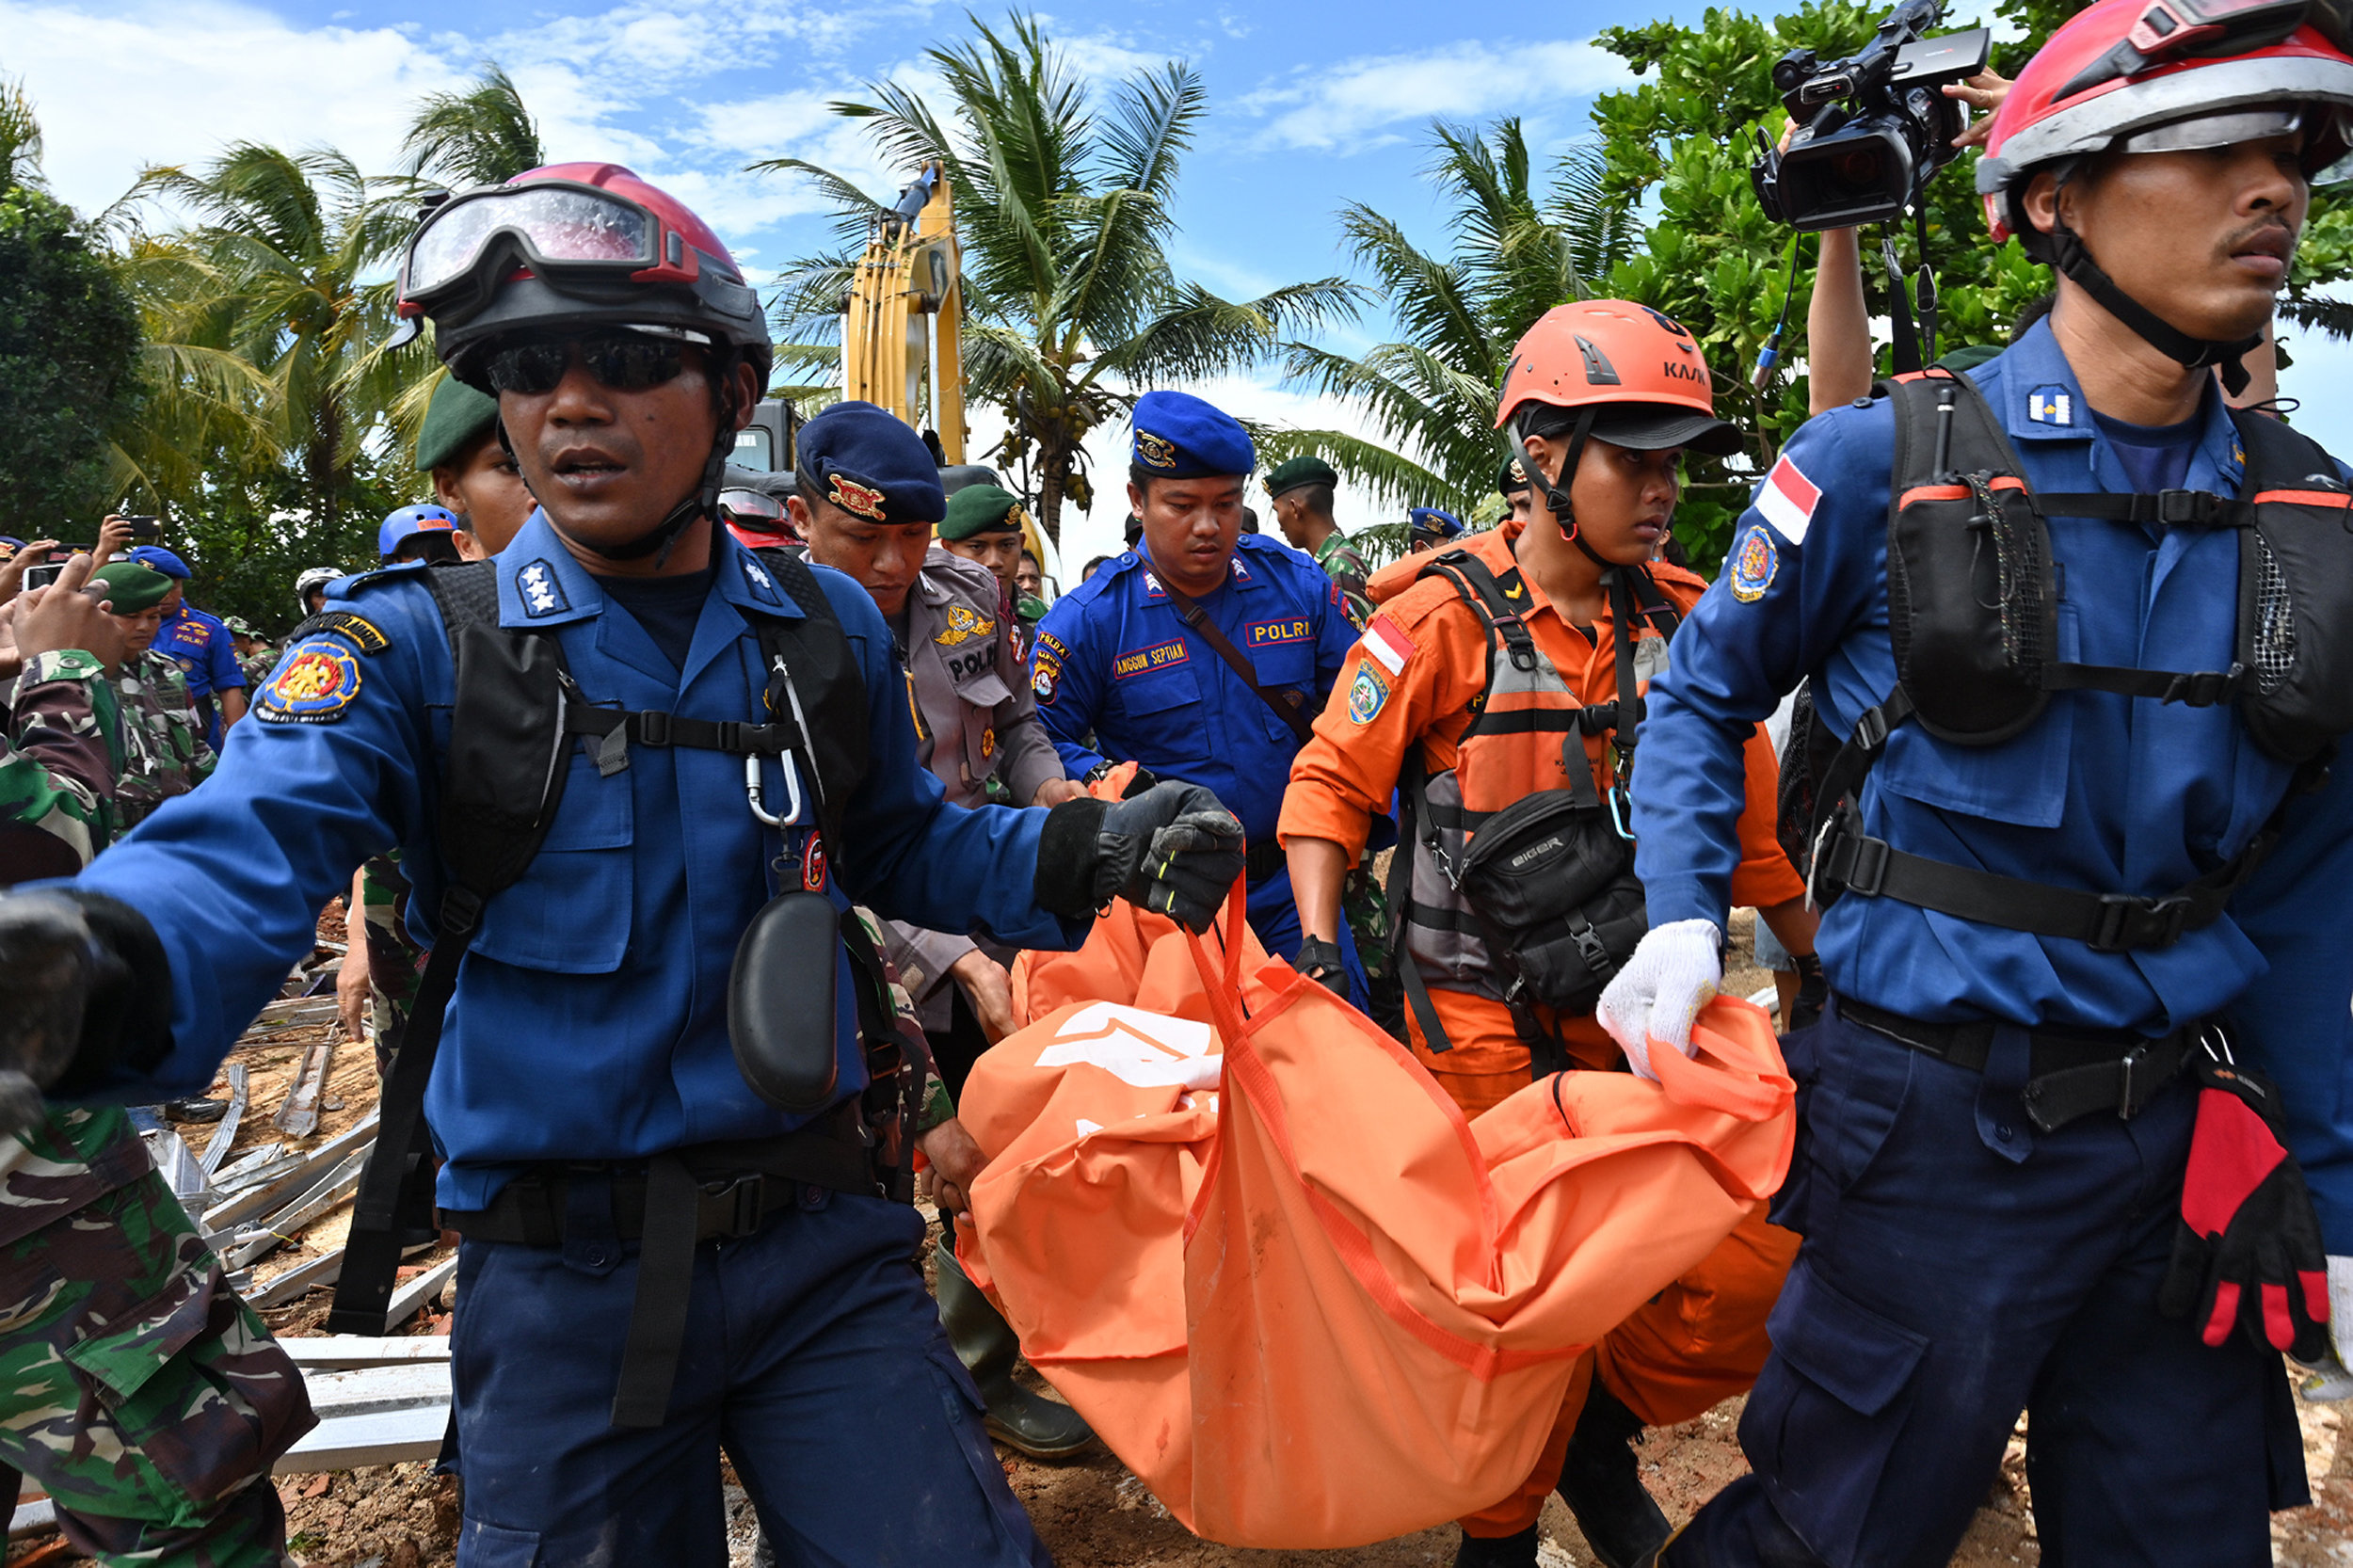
[26,905,2346,1567]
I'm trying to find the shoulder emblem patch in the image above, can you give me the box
[518,560,569,617]
[312,610,391,655]
[829,472,888,520]
[1032,654,1061,703]
[1347,661,1390,725]
[2027,385,2073,427]
[1036,630,1071,663]
[256,638,361,724]
[934,603,996,648]
[1729,523,1779,603]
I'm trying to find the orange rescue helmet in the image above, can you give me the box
[1495,300,1740,457]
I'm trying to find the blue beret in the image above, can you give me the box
[128,545,191,579]
[795,401,946,525]
[0,537,22,563]
[1130,391,1253,479]
[1408,506,1465,543]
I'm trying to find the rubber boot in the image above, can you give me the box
[935,1231,1096,1459]
[1555,1380,1673,1568]
[1452,1523,1540,1568]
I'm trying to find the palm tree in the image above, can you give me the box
[1272,120,1638,521]
[120,144,415,538]
[753,12,1360,545]
[401,66,546,189]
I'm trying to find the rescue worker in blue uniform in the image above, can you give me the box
[132,544,247,749]
[0,163,1245,1567]
[1597,9,2353,1565]
[1031,390,1374,1003]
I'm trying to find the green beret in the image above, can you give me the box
[939,484,1029,542]
[1498,455,1531,496]
[90,562,173,614]
[222,616,255,635]
[415,376,502,473]
[1263,455,1337,499]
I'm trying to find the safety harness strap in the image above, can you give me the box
[2035,490,2258,529]
[1812,810,2270,952]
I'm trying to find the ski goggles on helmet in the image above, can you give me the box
[718,487,792,532]
[481,326,713,395]
[400,181,689,318]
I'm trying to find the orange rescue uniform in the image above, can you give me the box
[1278,520,1802,1539]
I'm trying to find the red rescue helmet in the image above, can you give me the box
[1978,0,2353,246]
[394,163,773,396]
[1975,0,2353,388]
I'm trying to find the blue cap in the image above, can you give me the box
[1130,391,1253,479]
[0,537,22,563]
[377,504,459,559]
[128,544,192,579]
[1408,506,1465,543]
[795,401,946,525]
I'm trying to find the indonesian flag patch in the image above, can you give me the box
[1361,614,1415,676]
[1754,453,1820,547]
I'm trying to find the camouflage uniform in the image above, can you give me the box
[94,650,216,834]
[360,852,424,1077]
[235,649,276,692]
[0,655,312,1565]
[1313,530,1373,628]
[0,649,112,875]
[0,1108,315,1568]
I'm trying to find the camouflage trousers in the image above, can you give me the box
[0,1169,315,1566]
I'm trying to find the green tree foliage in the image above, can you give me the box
[0,80,142,536]
[753,12,1359,544]
[400,66,546,188]
[1270,120,1638,552]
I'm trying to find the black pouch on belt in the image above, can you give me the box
[728,890,841,1112]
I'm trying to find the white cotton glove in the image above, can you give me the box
[1597,920,1722,1082]
[2297,1256,2353,1401]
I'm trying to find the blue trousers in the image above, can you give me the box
[1245,863,1370,1009]
[1669,1000,2303,1568]
[449,1186,1052,1567]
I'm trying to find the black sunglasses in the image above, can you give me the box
[483,331,701,396]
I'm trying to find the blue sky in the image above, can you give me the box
[16,0,2353,567]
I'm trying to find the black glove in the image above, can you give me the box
[1293,936,1349,998]
[1032,782,1243,934]
[0,889,171,1136]
[2157,1037,2331,1365]
[1788,952,1827,1032]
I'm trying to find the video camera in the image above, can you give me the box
[1752,0,1992,231]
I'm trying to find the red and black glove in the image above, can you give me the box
[2157,1037,2330,1364]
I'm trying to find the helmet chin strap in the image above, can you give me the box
[2043,208,2258,397]
[1509,408,1615,570]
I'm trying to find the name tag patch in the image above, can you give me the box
[1113,639,1189,680]
[1347,661,1390,725]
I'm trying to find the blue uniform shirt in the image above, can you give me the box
[1031,533,1358,844]
[1636,318,2323,1034]
[73,513,1085,1208]
[152,605,245,750]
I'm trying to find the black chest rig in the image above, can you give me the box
[328,552,914,1346]
[1810,371,2353,951]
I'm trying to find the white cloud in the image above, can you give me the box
[3,0,473,213]
[1241,39,1632,152]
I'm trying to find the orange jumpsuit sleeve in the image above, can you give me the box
[1280,601,1484,863]
[1726,721,1806,910]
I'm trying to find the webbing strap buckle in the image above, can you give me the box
[1837,831,1890,898]
[696,1173,766,1240]
[2089,893,2191,952]
[2160,664,2244,707]
[1851,703,1894,754]
[2115,1043,2150,1120]
[636,711,674,747]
